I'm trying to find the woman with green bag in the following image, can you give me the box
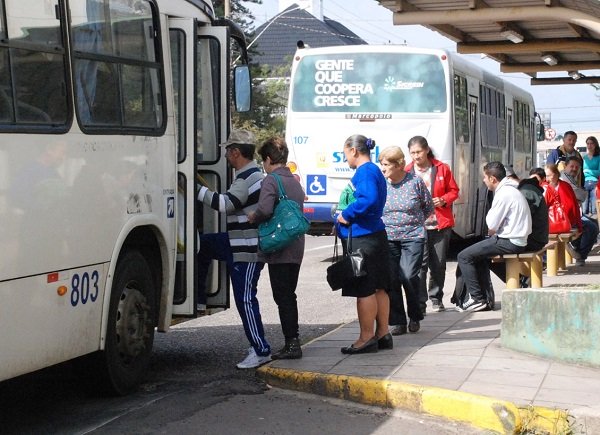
[248,137,305,359]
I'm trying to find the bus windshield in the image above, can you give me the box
[291,52,447,113]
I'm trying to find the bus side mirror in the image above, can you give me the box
[536,123,545,142]
[234,65,251,112]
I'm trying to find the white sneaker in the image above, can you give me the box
[236,347,271,369]
[460,296,487,312]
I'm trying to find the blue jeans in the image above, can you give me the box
[388,239,425,326]
[583,180,597,215]
[198,233,270,356]
[457,235,525,301]
[571,215,599,260]
[419,228,452,306]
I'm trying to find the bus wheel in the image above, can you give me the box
[103,250,156,395]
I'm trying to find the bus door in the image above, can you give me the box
[170,19,229,316]
[467,95,484,237]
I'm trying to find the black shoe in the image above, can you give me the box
[377,333,393,350]
[431,300,445,312]
[272,338,302,360]
[408,319,420,333]
[390,325,407,336]
[341,337,378,354]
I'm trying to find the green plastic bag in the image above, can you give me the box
[337,182,356,212]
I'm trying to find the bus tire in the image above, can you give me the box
[102,250,156,395]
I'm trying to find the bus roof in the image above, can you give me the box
[292,44,534,105]
[293,44,450,57]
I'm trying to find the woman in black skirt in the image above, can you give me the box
[335,134,391,354]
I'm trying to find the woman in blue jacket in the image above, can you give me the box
[336,134,391,354]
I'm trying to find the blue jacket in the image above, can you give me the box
[338,162,386,238]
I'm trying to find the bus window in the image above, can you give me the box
[71,0,164,132]
[453,74,469,144]
[0,1,4,39]
[196,37,219,162]
[0,0,68,127]
[291,52,447,113]
[5,0,61,44]
[170,29,186,163]
[0,50,11,122]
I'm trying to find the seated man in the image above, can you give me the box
[561,156,599,266]
[490,167,549,287]
[456,162,532,312]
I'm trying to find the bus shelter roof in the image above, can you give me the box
[377,0,600,86]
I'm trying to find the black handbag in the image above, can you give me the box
[326,227,367,291]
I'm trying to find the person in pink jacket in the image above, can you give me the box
[405,136,460,313]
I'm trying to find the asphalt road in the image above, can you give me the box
[0,236,478,434]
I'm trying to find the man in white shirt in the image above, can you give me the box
[456,162,532,312]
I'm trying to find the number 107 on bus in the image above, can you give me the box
[292,136,309,145]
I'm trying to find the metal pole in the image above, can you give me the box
[224,0,230,18]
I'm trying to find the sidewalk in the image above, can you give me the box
[257,247,600,434]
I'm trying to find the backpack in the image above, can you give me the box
[451,264,495,310]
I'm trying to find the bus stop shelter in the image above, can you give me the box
[377,0,600,86]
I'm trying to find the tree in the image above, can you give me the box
[212,0,261,33]
[235,62,289,144]
[213,1,290,142]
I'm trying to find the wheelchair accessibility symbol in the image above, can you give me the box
[307,175,326,195]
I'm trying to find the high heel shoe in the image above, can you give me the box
[341,337,378,354]
[377,332,393,350]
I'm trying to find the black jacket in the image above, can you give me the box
[518,178,549,251]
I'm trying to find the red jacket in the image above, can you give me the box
[406,158,460,230]
[543,180,582,232]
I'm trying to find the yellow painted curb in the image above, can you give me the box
[257,366,570,434]
[517,406,571,434]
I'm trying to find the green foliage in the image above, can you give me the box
[234,62,289,135]
[213,0,262,33]
[218,1,291,141]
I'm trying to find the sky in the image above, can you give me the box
[246,0,600,136]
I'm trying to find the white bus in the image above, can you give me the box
[285,45,543,238]
[0,0,251,394]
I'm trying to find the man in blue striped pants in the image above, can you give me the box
[197,130,271,369]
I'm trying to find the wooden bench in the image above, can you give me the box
[492,241,557,289]
[546,231,577,276]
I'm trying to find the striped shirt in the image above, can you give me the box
[198,161,264,263]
